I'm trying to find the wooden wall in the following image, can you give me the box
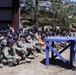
[0,0,19,30]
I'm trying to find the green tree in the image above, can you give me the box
[20,0,76,28]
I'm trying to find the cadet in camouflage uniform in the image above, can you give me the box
[8,25,15,33]
[17,35,31,62]
[29,33,45,54]
[1,39,21,67]
[18,28,24,38]
[0,43,3,68]
[13,36,31,63]
[0,31,5,67]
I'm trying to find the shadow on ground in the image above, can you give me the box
[40,58,76,70]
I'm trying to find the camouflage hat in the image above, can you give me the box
[30,34,35,37]
[41,33,45,37]
[20,34,25,38]
[6,33,11,38]
[16,30,19,34]
[19,28,23,31]
[49,31,52,34]
[11,32,16,35]
[1,30,5,33]
[7,39,14,44]
[24,30,28,33]
[32,30,35,33]
[46,31,49,35]
[13,36,18,40]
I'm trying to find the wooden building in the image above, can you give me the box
[0,0,19,30]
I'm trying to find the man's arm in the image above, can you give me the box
[3,47,14,59]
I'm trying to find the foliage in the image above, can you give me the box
[23,24,28,28]
[20,0,76,28]
[59,26,69,32]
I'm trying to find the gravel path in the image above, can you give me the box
[0,49,76,75]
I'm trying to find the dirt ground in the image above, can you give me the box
[0,48,76,75]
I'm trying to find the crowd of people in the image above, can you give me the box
[0,25,48,67]
[0,24,73,68]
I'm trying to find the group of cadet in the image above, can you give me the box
[0,24,72,67]
[0,25,53,67]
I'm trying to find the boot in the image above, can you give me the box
[25,57,31,63]
[0,64,3,68]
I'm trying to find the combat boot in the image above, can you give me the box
[0,64,3,68]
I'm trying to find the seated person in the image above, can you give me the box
[40,33,46,51]
[69,23,76,36]
[13,36,31,62]
[1,39,21,67]
[29,33,44,54]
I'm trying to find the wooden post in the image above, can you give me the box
[70,41,74,67]
[45,41,49,66]
[51,42,54,59]
[12,0,19,30]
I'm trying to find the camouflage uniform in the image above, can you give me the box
[1,39,20,66]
